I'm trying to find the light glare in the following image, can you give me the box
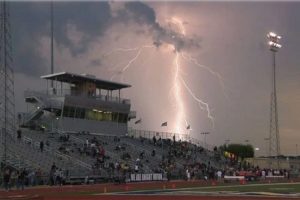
[268,32,277,37]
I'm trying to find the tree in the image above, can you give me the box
[226,144,254,160]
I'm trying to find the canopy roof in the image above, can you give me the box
[41,72,131,90]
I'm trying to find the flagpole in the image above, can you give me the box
[161,121,167,162]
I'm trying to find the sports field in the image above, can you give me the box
[1,180,300,200]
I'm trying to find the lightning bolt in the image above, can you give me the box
[169,17,217,133]
[180,76,215,128]
[180,52,228,99]
[109,45,155,81]
[173,51,187,133]
[100,16,225,136]
[172,50,215,133]
[102,47,140,58]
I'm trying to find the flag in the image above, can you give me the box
[186,124,191,130]
[135,118,142,124]
[161,122,167,126]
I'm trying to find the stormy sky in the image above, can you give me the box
[8,1,300,156]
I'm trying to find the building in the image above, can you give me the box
[21,72,136,135]
[246,157,300,170]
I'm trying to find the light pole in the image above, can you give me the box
[264,137,270,157]
[225,139,230,147]
[254,147,260,158]
[264,137,272,168]
[267,31,282,169]
[201,132,210,149]
[296,144,298,158]
[160,121,168,159]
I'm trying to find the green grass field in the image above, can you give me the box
[186,182,300,194]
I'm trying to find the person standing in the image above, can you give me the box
[217,170,222,181]
[49,163,56,186]
[3,169,11,191]
[17,130,22,140]
[186,168,191,181]
[10,170,18,189]
[40,141,44,152]
[17,169,26,190]
[261,169,266,180]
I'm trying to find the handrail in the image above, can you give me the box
[24,92,63,109]
[49,130,93,170]
[22,134,92,170]
[23,107,44,124]
[127,128,215,151]
[25,89,130,105]
[4,144,41,170]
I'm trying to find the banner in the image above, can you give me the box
[130,173,163,182]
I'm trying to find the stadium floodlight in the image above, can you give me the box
[267,31,282,169]
[267,32,282,52]
[268,32,277,37]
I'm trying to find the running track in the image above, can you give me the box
[0,180,299,200]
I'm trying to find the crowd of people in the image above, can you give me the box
[49,163,66,186]
[1,132,297,190]
[0,164,43,191]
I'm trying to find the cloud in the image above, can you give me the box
[117,2,201,52]
[54,2,112,55]
[10,2,112,76]
[10,2,50,76]
[10,1,200,78]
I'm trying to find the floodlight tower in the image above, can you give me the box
[201,132,210,150]
[267,32,282,169]
[0,1,16,166]
[50,1,54,87]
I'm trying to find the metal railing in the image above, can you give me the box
[127,128,215,151]
[22,134,92,171]
[24,90,63,108]
[24,89,130,105]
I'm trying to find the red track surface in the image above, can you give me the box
[45,196,300,200]
[0,180,298,200]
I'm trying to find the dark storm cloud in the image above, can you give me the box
[124,1,156,25]
[88,59,102,68]
[10,2,50,76]
[10,2,112,76]
[121,2,200,51]
[54,2,111,54]
[10,1,199,78]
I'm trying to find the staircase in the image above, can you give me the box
[22,91,63,128]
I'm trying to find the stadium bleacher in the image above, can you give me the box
[0,128,227,185]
